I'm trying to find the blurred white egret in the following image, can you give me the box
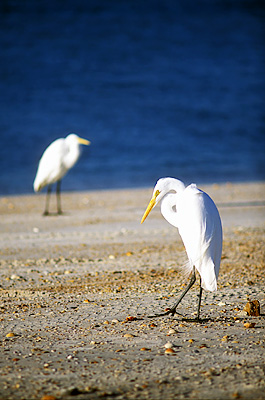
[141,177,222,321]
[33,133,90,215]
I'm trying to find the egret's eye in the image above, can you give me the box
[155,190,160,198]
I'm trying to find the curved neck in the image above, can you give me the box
[159,179,185,228]
[160,193,179,228]
[64,142,80,170]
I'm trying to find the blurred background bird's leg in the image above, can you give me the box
[56,180,63,215]
[43,185,52,216]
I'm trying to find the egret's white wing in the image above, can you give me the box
[33,139,68,191]
[177,184,222,292]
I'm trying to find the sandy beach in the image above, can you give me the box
[0,182,264,400]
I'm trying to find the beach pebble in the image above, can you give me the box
[126,316,137,321]
[243,300,260,316]
[167,328,177,335]
[165,348,175,354]
[6,332,16,338]
[124,333,135,338]
[10,274,21,280]
[41,396,57,400]
[164,342,173,349]
[244,322,255,329]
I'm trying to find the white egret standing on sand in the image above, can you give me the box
[141,177,222,321]
[33,133,90,215]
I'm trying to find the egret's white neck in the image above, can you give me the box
[64,141,80,170]
[159,178,185,228]
[160,193,179,228]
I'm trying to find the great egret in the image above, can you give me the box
[141,177,222,321]
[33,133,90,215]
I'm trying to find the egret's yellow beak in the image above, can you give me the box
[141,190,160,224]
[78,137,91,146]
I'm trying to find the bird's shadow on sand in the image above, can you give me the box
[136,313,264,324]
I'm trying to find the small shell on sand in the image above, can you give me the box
[244,322,255,328]
[165,348,175,354]
[6,332,16,338]
[164,342,173,349]
[167,328,177,335]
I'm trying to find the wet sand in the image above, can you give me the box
[0,182,265,400]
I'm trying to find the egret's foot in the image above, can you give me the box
[43,211,49,216]
[147,308,183,318]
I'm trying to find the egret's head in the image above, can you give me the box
[141,188,161,224]
[77,136,91,146]
[141,177,185,224]
[66,133,91,146]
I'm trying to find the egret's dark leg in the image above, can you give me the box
[43,185,52,216]
[182,275,203,322]
[56,180,63,215]
[149,266,196,318]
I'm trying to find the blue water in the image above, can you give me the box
[0,0,264,195]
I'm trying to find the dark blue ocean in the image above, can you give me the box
[0,0,264,195]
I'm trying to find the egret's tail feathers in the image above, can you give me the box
[180,236,219,292]
[33,180,45,192]
[33,176,47,192]
[178,251,193,279]
[195,241,218,292]
[198,235,219,292]
[201,268,217,291]
[33,180,41,192]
